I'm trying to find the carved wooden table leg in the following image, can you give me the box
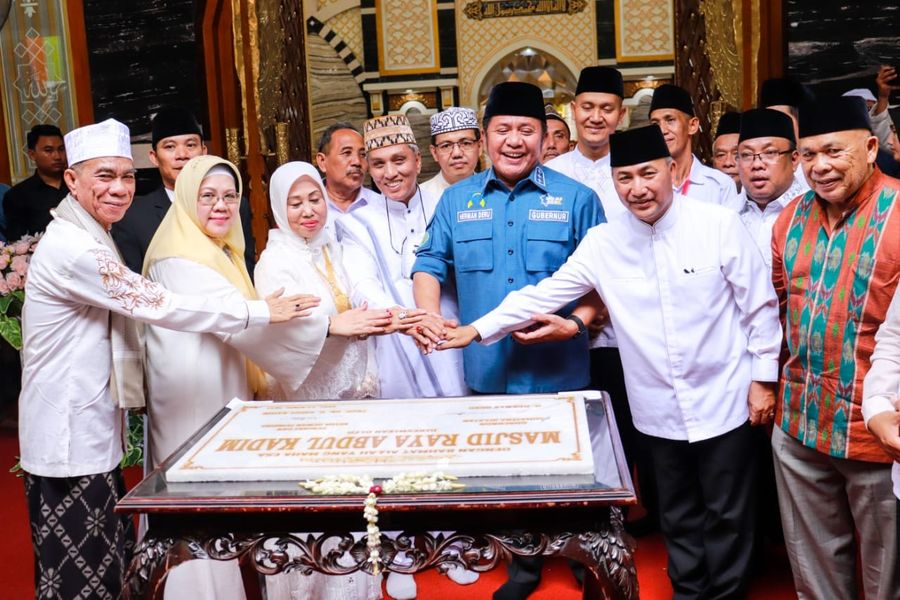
[550,507,638,600]
[123,536,195,600]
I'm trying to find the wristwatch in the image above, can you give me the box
[566,314,587,338]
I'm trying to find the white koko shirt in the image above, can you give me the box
[473,196,782,442]
[738,175,809,269]
[19,218,269,478]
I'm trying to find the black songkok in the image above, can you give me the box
[760,78,815,108]
[151,106,203,147]
[798,96,872,138]
[715,112,742,138]
[610,125,671,167]
[649,84,694,117]
[483,82,546,124]
[738,108,796,145]
[575,66,624,97]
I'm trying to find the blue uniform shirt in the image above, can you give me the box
[413,165,606,393]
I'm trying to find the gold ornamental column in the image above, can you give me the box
[228,0,313,254]
[674,0,780,160]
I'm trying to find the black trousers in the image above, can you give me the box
[645,423,758,600]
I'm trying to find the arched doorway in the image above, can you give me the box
[475,47,577,117]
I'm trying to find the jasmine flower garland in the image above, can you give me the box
[299,472,465,574]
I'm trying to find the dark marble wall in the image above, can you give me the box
[786,2,900,101]
[82,0,204,140]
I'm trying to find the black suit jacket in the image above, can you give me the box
[1,172,68,241]
[111,186,257,277]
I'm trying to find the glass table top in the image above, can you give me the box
[119,393,635,513]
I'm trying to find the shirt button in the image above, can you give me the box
[507,221,514,227]
[410,229,415,233]
[507,249,514,255]
[507,277,514,284]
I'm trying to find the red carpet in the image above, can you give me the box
[0,426,796,599]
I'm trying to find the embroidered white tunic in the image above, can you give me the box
[338,188,468,398]
[738,175,809,269]
[676,154,742,212]
[255,230,376,400]
[473,196,782,442]
[19,219,270,478]
[545,147,626,349]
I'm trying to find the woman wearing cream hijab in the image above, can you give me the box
[255,161,392,400]
[144,155,329,467]
[143,156,335,599]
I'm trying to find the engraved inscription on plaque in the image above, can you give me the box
[166,394,595,482]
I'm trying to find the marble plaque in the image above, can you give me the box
[166,394,594,482]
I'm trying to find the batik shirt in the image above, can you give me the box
[771,167,900,462]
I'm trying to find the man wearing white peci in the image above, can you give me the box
[438,124,782,600]
[18,119,314,600]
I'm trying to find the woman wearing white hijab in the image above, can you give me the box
[256,161,388,600]
[143,156,346,600]
[255,161,391,399]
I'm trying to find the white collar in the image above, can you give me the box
[326,186,370,214]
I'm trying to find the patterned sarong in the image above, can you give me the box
[24,467,134,599]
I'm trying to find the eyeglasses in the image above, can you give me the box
[737,149,793,164]
[198,192,240,207]
[434,139,478,154]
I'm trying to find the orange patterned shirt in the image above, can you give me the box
[771,168,900,462]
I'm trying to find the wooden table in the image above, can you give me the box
[118,393,638,599]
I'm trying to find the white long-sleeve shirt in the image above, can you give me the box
[678,154,742,212]
[545,147,624,349]
[19,219,269,477]
[738,175,809,269]
[473,196,782,442]
[862,285,900,500]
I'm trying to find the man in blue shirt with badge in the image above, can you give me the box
[413,81,604,395]
[411,81,605,599]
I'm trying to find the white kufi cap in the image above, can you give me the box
[430,107,478,137]
[64,118,132,166]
